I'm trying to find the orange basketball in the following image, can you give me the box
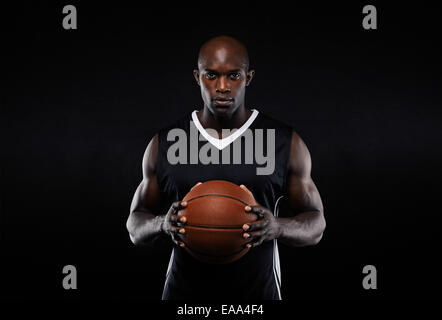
[180,180,258,264]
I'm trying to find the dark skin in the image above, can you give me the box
[126,36,325,250]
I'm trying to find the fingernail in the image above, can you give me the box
[243,224,249,231]
[181,201,187,206]
[180,242,185,247]
[246,244,252,248]
[245,206,251,211]
[179,228,185,234]
[240,184,245,188]
[243,233,250,238]
[180,217,187,223]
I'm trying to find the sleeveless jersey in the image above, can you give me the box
[156,108,293,300]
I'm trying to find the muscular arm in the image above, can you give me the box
[126,134,166,246]
[277,132,326,247]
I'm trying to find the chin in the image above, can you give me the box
[210,105,238,118]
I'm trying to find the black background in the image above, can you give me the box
[2,0,441,306]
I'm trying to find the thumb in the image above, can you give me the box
[240,184,260,206]
[239,184,253,196]
[190,182,203,190]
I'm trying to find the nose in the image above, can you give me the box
[215,76,230,94]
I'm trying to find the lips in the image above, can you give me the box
[213,98,234,107]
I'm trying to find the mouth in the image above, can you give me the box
[213,98,234,107]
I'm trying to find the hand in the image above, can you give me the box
[162,200,187,247]
[240,184,282,249]
[162,182,202,247]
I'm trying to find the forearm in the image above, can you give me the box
[126,210,166,246]
[277,211,325,247]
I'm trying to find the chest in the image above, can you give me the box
[160,158,286,212]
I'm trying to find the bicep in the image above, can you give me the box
[286,132,323,214]
[130,134,161,213]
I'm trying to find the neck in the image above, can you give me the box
[198,105,252,134]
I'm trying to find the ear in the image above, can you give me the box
[193,69,200,86]
[246,69,255,86]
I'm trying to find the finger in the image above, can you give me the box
[171,200,187,214]
[245,205,268,218]
[173,233,186,242]
[250,238,265,248]
[239,184,254,197]
[244,236,266,248]
[169,213,179,223]
[169,215,186,229]
[244,240,257,249]
[240,185,261,206]
[171,238,186,248]
[171,231,186,245]
[244,206,259,222]
[169,213,187,225]
[242,218,269,232]
[176,202,188,216]
[243,229,265,240]
[170,225,186,236]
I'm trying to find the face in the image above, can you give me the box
[194,47,254,118]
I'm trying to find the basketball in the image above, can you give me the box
[179,180,258,264]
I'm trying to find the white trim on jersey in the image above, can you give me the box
[165,249,174,280]
[163,249,174,299]
[273,195,284,300]
[191,109,259,150]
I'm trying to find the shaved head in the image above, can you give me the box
[193,35,255,120]
[198,35,249,71]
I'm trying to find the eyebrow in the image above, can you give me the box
[204,69,243,73]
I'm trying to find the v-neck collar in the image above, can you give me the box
[191,109,259,150]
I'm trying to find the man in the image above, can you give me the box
[126,35,325,300]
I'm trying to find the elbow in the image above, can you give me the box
[311,216,326,245]
[128,232,136,244]
[126,216,151,247]
[310,232,323,245]
[128,230,143,246]
[126,217,138,246]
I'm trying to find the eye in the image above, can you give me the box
[205,72,216,80]
[230,72,241,79]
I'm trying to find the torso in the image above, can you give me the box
[156,108,292,300]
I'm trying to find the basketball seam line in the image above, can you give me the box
[185,224,244,229]
[185,193,251,206]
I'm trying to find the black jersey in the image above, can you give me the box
[156,108,292,300]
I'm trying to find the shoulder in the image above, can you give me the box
[142,134,159,177]
[155,111,194,152]
[255,111,293,133]
[288,131,311,178]
[254,111,309,173]
[157,112,193,136]
[254,111,293,150]
[146,111,192,175]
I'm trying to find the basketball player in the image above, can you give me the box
[126,36,326,300]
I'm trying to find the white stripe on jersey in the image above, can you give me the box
[273,195,284,300]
